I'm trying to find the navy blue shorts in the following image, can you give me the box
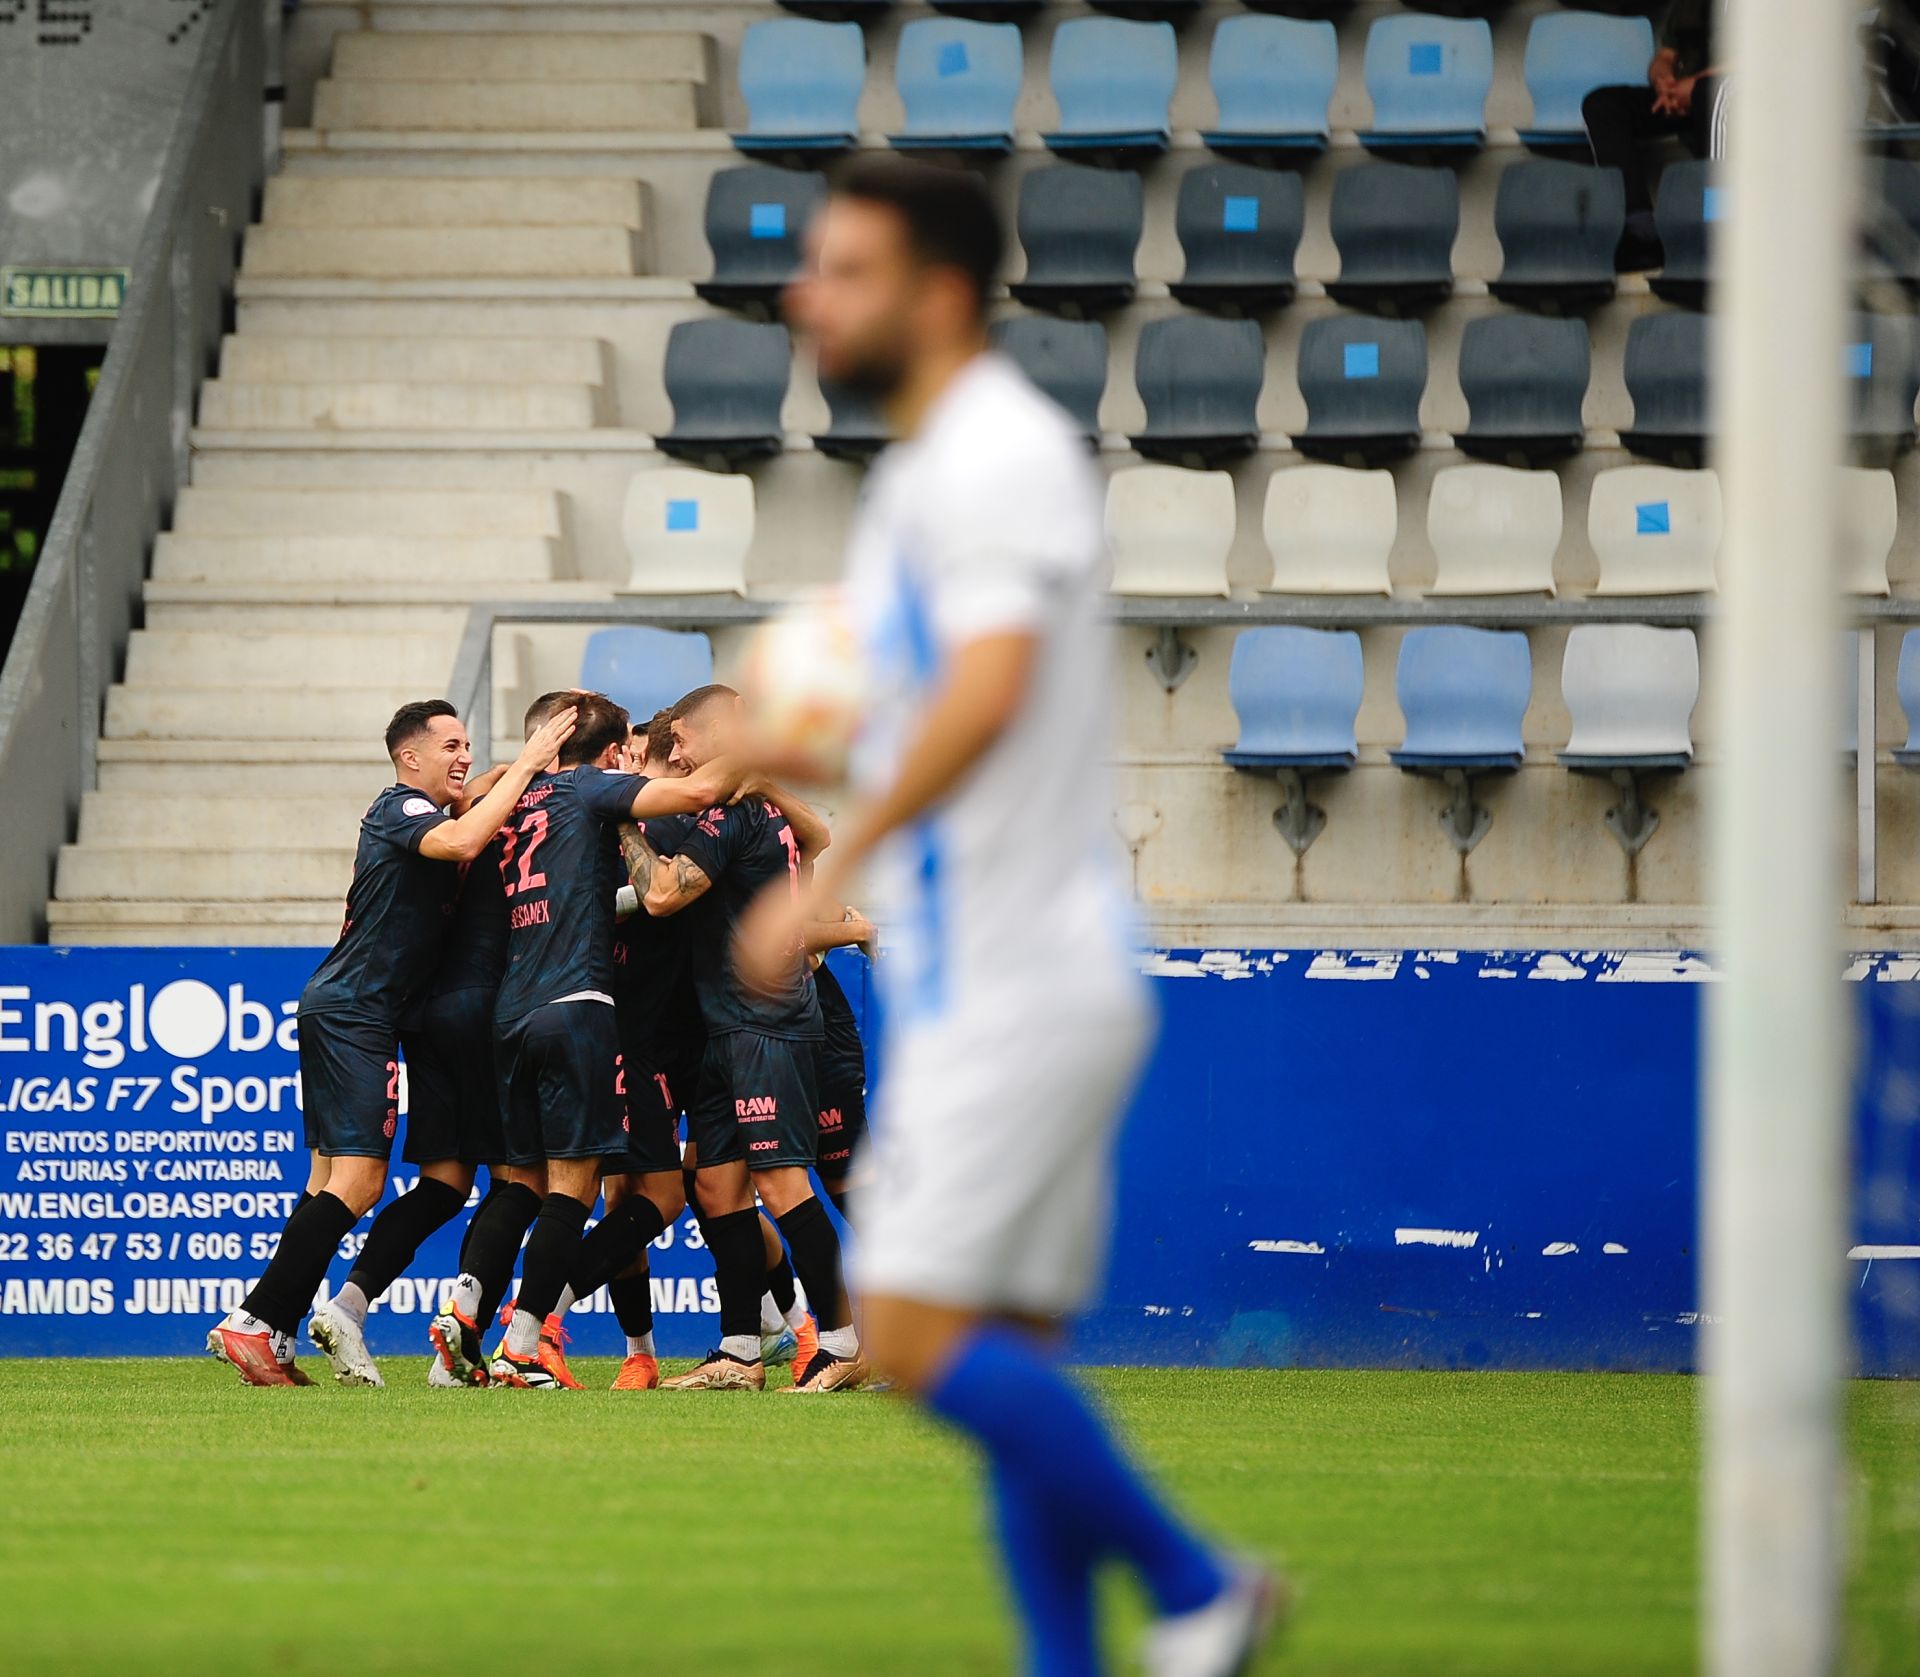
[601,1004,686,1177]
[299,1009,399,1159]
[812,965,868,1178]
[495,1000,626,1166]
[689,1030,820,1172]
[400,986,505,1166]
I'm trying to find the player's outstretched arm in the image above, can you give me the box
[627,754,749,820]
[418,707,576,864]
[454,763,508,816]
[805,905,877,956]
[617,819,714,917]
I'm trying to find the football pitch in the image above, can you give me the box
[1,1362,1914,1676]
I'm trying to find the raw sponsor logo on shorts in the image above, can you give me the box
[735,1094,778,1122]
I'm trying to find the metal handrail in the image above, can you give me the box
[0,0,267,942]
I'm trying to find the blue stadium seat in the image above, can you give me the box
[1490,159,1624,309]
[1170,162,1303,314]
[1392,626,1531,772]
[1359,14,1492,160]
[815,375,890,461]
[1650,160,1717,307]
[1221,625,1364,855]
[889,17,1022,155]
[733,18,865,158]
[1200,14,1338,163]
[1044,17,1178,164]
[580,626,716,723]
[1326,163,1459,311]
[1621,310,1709,466]
[1130,315,1265,465]
[1011,164,1143,313]
[1895,630,1920,766]
[1455,314,1590,464]
[1295,315,1427,466]
[657,319,790,467]
[1847,312,1920,458]
[1518,11,1657,150]
[991,317,1108,441]
[696,166,826,315]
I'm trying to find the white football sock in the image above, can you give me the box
[554,1284,577,1319]
[784,1297,811,1333]
[450,1273,482,1321]
[223,1309,274,1337]
[505,1308,542,1358]
[819,1325,859,1359]
[626,1331,656,1358]
[759,1293,785,1335]
[719,1333,761,1364]
[330,1282,369,1327]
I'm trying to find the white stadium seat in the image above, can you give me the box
[1104,465,1236,596]
[1560,625,1699,765]
[621,468,754,596]
[1263,464,1395,595]
[1587,464,1721,596]
[1425,463,1561,596]
[1839,466,1897,597]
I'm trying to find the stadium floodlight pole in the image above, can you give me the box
[1703,0,1854,1671]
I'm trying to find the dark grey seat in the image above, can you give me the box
[990,318,1108,441]
[658,319,791,467]
[1620,310,1708,467]
[1456,314,1590,464]
[1866,159,1920,291]
[1325,162,1459,311]
[1169,163,1303,314]
[1010,164,1143,315]
[814,376,890,462]
[1848,312,1920,461]
[1295,314,1427,465]
[1129,316,1265,465]
[1650,159,1716,308]
[1489,159,1624,309]
[695,166,827,316]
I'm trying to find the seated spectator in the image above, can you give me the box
[1581,0,1722,272]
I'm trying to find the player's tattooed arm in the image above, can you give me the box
[641,847,714,918]
[618,821,658,896]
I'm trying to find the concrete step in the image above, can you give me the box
[219,332,611,385]
[362,3,730,34]
[196,376,606,430]
[143,599,482,634]
[141,580,609,616]
[95,745,393,798]
[151,532,560,584]
[79,791,370,847]
[105,685,429,741]
[124,628,458,688]
[310,78,700,134]
[241,225,639,280]
[47,901,341,947]
[172,485,564,537]
[262,173,646,229]
[331,29,709,84]
[56,846,356,901]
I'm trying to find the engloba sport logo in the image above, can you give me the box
[0,979,299,1070]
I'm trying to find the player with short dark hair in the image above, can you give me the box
[626,685,863,1393]
[208,698,576,1387]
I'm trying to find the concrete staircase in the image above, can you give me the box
[46,13,715,945]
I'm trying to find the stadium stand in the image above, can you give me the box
[1325,163,1460,311]
[1264,466,1397,596]
[1294,315,1428,464]
[1490,160,1625,308]
[621,469,754,597]
[1043,16,1178,162]
[1390,625,1533,854]
[1169,163,1304,313]
[1588,465,1723,595]
[656,319,792,468]
[1650,160,1718,307]
[1010,165,1144,313]
[733,17,865,156]
[1454,314,1591,464]
[1358,13,1494,159]
[579,626,717,723]
[696,166,827,315]
[990,317,1107,441]
[1620,311,1711,466]
[1130,315,1265,465]
[1104,465,1236,596]
[815,375,893,461]
[1517,11,1659,151]
[1220,625,1366,855]
[1425,464,1562,596]
[888,17,1023,155]
[1199,13,1339,161]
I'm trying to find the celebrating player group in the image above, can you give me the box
[207,157,1272,1676]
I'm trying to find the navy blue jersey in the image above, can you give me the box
[674,798,821,1040]
[302,784,458,1027]
[609,812,694,1011]
[426,834,508,998]
[494,767,651,1023]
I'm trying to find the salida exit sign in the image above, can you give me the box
[1,266,130,318]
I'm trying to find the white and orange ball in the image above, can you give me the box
[739,595,871,783]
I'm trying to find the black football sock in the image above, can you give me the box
[573,1196,667,1299]
[242,1190,360,1337]
[513,1193,592,1330]
[704,1206,768,1348]
[344,1177,465,1306]
[294,1190,313,1216]
[610,1265,655,1340]
[457,1177,509,1275]
[776,1195,852,1333]
[465,1180,542,1333]
[766,1251,798,1316]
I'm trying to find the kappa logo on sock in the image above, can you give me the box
[735,1095,778,1120]
[383,1115,396,1139]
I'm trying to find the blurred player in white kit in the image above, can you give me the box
[738,158,1280,1677]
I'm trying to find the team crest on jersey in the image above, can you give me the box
[402,796,438,817]
[697,809,726,838]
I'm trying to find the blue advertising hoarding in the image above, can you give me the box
[0,945,1914,1373]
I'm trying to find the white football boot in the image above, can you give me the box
[1141,1561,1285,1677]
[309,1300,385,1388]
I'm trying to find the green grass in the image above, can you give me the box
[0,1362,1914,1676]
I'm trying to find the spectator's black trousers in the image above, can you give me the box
[1582,78,1724,213]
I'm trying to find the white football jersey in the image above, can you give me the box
[842,351,1136,1030]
